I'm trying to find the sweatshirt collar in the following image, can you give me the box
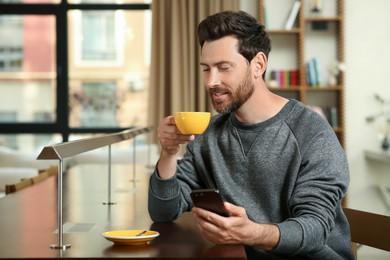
[230,99,297,131]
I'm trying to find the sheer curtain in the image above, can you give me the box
[148,0,239,143]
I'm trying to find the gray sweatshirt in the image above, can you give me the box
[148,99,354,259]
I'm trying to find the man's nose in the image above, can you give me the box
[205,69,221,88]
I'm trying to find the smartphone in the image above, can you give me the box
[190,189,229,217]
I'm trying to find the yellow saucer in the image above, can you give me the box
[102,230,159,246]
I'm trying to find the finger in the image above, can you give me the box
[193,211,219,234]
[192,207,225,227]
[193,211,227,244]
[166,115,177,125]
[159,118,178,135]
[223,202,245,217]
[158,125,180,143]
[157,115,195,156]
[167,116,197,136]
[159,133,194,146]
[159,116,194,140]
[165,116,184,134]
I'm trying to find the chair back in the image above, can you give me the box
[343,207,390,258]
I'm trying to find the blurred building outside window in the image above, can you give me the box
[0,1,151,153]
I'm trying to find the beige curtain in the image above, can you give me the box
[148,0,239,143]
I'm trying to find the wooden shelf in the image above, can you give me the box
[269,87,301,91]
[305,86,343,91]
[259,0,345,147]
[266,29,301,34]
[305,17,342,22]
[269,86,342,91]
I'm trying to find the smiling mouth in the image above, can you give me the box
[214,92,226,97]
[210,87,228,95]
[211,90,228,102]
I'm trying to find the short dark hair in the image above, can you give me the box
[198,10,271,64]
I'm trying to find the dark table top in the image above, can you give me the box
[0,164,245,259]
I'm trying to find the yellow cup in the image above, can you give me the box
[174,112,211,135]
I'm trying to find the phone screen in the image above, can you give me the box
[190,189,229,217]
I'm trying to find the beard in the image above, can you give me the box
[209,67,254,114]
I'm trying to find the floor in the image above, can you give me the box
[348,185,390,259]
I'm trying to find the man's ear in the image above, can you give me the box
[253,52,267,79]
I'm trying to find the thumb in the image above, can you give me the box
[223,202,243,216]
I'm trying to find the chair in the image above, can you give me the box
[5,178,33,194]
[343,207,390,258]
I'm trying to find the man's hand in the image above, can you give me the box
[158,116,194,156]
[157,116,194,179]
[192,202,280,251]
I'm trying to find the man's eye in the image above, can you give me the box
[220,66,230,71]
[202,67,210,72]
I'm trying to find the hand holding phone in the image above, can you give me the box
[190,189,229,217]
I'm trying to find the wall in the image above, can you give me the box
[345,0,390,212]
[239,0,257,18]
[240,0,390,213]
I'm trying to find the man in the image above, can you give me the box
[148,10,353,259]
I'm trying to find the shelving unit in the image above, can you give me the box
[258,0,345,147]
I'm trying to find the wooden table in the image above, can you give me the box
[0,164,245,259]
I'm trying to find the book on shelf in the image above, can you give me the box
[312,58,322,87]
[285,0,301,30]
[306,58,322,87]
[268,70,300,88]
[307,59,317,87]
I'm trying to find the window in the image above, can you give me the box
[69,9,151,128]
[72,10,122,65]
[0,1,151,152]
[0,15,56,126]
[71,81,118,127]
[80,11,118,62]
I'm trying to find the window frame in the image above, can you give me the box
[0,1,151,142]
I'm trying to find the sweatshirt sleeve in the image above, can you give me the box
[271,129,349,255]
[148,168,183,222]
[148,140,207,222]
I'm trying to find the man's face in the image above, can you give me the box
[200,36,254,114]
